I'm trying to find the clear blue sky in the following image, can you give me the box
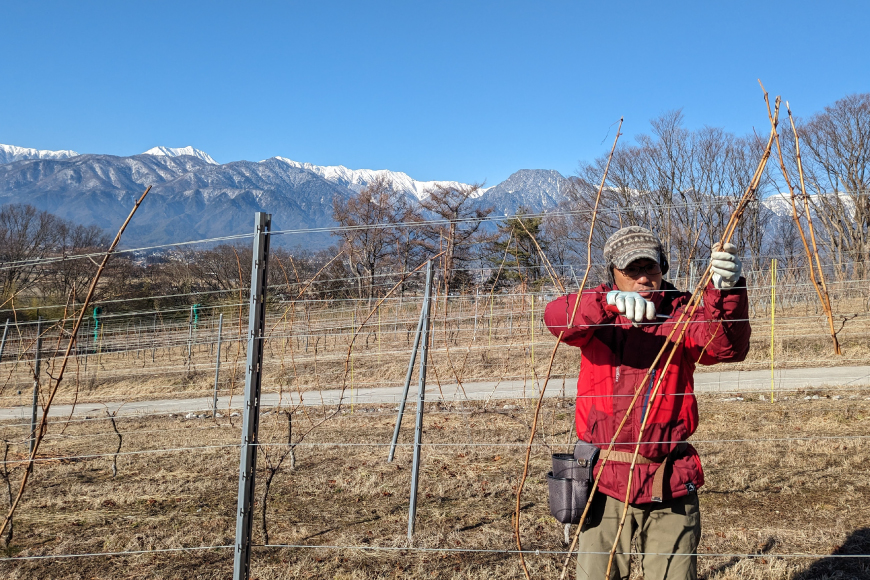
[1,1,867,185]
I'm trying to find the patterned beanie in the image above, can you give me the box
[602,226,669,282]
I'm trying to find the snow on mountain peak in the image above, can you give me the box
[143,146,218,165]
[270,157,483,200]
[0,144,79,164]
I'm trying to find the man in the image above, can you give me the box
[544,226,750,580]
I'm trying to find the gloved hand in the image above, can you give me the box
[711,242,743,289]
[606,290,657,323]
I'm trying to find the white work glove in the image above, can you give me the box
[710,243,743,289]
[606,290,657,323]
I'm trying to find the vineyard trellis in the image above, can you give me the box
[0,212,867,578]
[1,114,869,577]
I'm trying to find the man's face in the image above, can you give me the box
[612,258,662,298]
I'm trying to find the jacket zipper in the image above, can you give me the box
[640,369,656,424]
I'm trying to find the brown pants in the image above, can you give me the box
[576,492,701,580]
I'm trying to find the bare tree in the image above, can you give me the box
[0,205,62,301]
[795,93,870,277]
[185,244,252,293]
[45,223,110,302]
[565,113,774,280]
[418,182,492,293]
[332,176,415,300]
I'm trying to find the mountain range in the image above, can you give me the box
[0,144,566,248]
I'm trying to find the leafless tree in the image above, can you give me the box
[45,223,110,302]
[332,176,416,300]
[418,182,493,293]
[185,244,252,292]
[562,112,775,281]
[0,204,63,301]
[794,93,870,277]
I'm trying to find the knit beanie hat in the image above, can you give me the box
[602,226,669,284]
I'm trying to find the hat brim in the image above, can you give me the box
[613,249,660,271]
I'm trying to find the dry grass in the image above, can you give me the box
[0,390,866,579]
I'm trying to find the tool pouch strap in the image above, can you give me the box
[599,441,688,502]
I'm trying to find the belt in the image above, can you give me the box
[599,442,688,502]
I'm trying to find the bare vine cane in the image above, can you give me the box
[267,250,346,336]
[514,118,623,580]
[0,186,151,543]
[601,94,780,579]
[296,251,447,437]
[762,84,840,355]
[787,103,841,354]
[517,218,566,293]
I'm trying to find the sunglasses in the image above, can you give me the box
[618,263,662,278]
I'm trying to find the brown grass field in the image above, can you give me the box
[0,276,867,579]
[0,390,866,579]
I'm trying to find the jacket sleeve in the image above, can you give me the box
[544,287,615,348]
[685,277,751,365]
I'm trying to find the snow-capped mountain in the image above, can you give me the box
[272,157,484,200]
[0,154,355,247]
[481,169,566,215]
[0,144,79,164]
[0,143,570,249]
[142,146,218,165]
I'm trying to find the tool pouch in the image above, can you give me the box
[547,441,599,525]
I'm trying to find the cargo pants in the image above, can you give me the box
[576,492,701,580]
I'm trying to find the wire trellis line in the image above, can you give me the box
[0,433,867,464]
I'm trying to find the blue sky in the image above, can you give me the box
[1,1,867,184]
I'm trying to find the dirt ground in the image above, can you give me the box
[0,388,867,579]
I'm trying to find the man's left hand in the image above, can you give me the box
[711,243,742,289]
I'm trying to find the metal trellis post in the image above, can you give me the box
[408,260,434,540]
[0,319,9,363]
[388,260,433,463]
[213,313,224,414]
[29,318,42,456]
[233,212,271,580]
[187,305,194,372]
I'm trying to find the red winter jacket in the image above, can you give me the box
[544,279,750,504]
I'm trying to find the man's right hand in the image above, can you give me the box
[606,290,657,323]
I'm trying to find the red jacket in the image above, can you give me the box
[544,280,750,504]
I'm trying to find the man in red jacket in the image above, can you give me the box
[544,226,750,580]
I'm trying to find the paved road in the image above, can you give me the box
[2,365,868,421]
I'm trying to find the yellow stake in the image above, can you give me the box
[770,258,777,403]
[489,293,494,348]
[378,304,381,367]
[530,294,535,382]
[351,307,355,413]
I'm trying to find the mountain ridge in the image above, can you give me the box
[143,146,218,165]
[0,143,566,249]
[0,144,79,164]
